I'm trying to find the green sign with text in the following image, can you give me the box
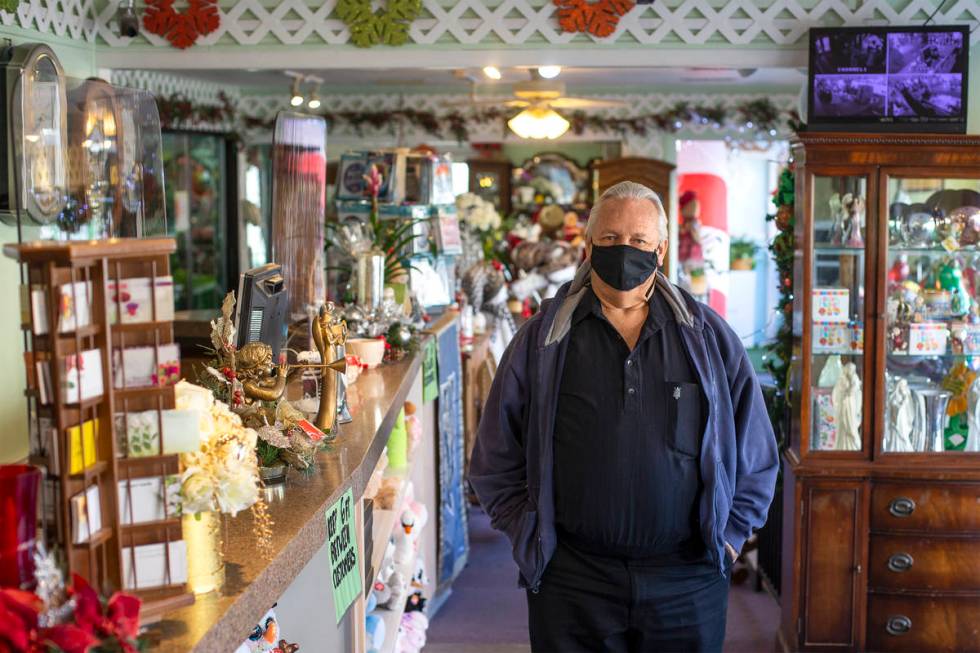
[326,488,361,623]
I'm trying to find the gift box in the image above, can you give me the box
[908,322,949,355]
[812,288,850,323]
[813,389,837,451]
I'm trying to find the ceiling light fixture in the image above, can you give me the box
[289,77,304,107]
[306,76,323,110]
[483,66,502,80]
[537,65,561,79]
[507,106,570,140]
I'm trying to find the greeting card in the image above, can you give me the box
[113,344,180,389]
[122,540,188,590]
[22,282,93,335]
[117,475,181,525]
[68,418,100,474]
[812,288,850,324]
[70,485,102,544]
[107,276,175,325]
[116,409,202,457]
[62,349,104,404]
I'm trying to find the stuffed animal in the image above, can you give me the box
[395,611,429,653]
[235,607,300,653]
[365,612,386,651]
[385,569,410,610]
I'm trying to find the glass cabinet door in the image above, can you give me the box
[809,174,870,453]
[881,176,980,455]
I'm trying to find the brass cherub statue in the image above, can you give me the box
[237,342,289,403]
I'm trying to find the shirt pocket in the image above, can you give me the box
[667,381,703,457]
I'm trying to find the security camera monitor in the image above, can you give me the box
[807,25,968,133]
[235,263,289,360]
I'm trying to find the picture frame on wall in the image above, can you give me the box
[336,152,398,201]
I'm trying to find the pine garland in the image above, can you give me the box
[764,165,795,447]
[155,93,798,142]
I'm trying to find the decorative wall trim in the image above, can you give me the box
[94,0,980,49]
[0,0,96,41]
[5,1,977,50]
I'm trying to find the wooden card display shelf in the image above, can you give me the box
[7,237,192,616]
[781,133,980,653]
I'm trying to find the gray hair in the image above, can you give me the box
[585,181,668,241]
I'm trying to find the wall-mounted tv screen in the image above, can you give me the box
[807,25,969,133]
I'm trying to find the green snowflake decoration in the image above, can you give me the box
[0,0,21,13]
[336,0,422,47]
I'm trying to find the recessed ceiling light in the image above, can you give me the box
[538,65,561,79]
[483,66,502,80]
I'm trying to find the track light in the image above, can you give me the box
[483,66,502,80]
[307,90,321,110]
[537,66,561,79]
[289,78,304,107]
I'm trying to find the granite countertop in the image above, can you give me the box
[149,350,424,652]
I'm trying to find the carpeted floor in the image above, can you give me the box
[427,507,780,653]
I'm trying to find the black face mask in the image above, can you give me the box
[589,242,659,291]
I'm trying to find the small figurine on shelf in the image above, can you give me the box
[833,362,862,451]
[888,324,909,355]
[885,377,916,452]
[843,193,865,248]
[237,343,288,404]
[311,303,349,435]
[828,192,845,245]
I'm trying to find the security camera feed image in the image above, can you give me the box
[808,27,968,129]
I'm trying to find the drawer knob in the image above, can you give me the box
[887,553,914,572]
[889,497,916,517]
[886,615,912,636]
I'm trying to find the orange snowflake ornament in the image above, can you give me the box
[554,0,636,38]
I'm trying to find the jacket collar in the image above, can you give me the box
[543,260,697,347]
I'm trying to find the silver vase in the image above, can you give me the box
[356,249,386,309]
[911,387,952,453]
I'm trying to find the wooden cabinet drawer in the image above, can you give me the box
[868,595,980,652]
[871,483,980,533]
[870,535,980,592]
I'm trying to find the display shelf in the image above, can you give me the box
[375,547,420,653]
[370,468,410,578]
[888,246,979,254]
[813,245,866,254]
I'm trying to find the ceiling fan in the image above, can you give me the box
[445,68,625,111]
[444,68,625,139]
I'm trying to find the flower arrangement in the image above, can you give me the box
[0,569,144,653]
[455,193,502,233]
[176,381,260,517]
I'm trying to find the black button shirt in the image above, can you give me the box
[554,285,707,559]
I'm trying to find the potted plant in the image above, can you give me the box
[730,237,759,271]
[688,266,708,296]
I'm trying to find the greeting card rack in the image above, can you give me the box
[7,237,191,616]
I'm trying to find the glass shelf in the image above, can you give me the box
[883,176,980,455]
[814,246,867,255]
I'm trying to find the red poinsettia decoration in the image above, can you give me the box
[0,574,143,653]
[143,0,220,50]
[554,0,635,38]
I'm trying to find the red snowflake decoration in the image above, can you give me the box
[143,0,220,49]
[554,0,635,38]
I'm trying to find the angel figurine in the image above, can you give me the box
[833,362,862,451]
[885,378,916,452]
[828,192,845,245]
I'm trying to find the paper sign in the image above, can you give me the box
[297,419,326,443]
[812,288,849,323]
[422,338,438,403]
[326,488,361,623]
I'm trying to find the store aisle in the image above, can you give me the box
[427,507,780,653]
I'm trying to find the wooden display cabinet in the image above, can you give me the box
[8,237,191,617]
[781,133,980,652]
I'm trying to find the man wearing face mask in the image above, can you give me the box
[470,181,778,653]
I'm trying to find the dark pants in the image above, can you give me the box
[527,541,730,653]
